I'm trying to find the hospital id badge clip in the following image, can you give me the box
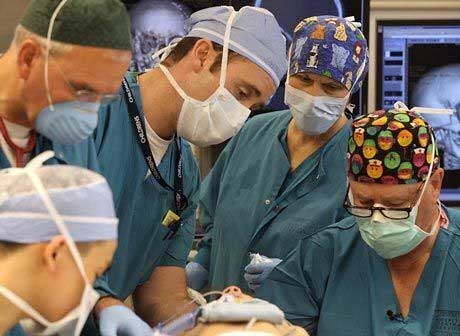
[162,210,181,240]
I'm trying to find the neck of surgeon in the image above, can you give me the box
[138,66,183,141]
[0,51,31,127]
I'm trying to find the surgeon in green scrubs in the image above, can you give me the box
[88,6,287,335]
[257,106,460,336]
[187,15,369,293]
[0,0,131,335]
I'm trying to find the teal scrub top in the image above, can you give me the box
[256,206,460,336]
[92,72,200,301]
[1,135,100,336]
[193,110,350,293]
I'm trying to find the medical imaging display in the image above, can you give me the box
[377,22,460,199]
[129,0,192,72]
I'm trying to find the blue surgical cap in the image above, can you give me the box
[0,160,118,243]
[289,16,369,93]
[186,6,287,87]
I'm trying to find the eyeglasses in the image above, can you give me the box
[343,183,424,220]
[53,59,120,106]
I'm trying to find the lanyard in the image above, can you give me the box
[0,117,36,167]
[122,77,188,239]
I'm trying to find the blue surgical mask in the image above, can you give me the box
[35,101,100,145]
[285,83,349,135]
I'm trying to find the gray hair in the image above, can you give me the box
[13,25,73,56]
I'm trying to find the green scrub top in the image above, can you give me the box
[256,206,460,336]
[1,135,100,336]
[90,72,200,302]
[193,110,350,293]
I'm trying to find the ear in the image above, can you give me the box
[190,39,216,73]
[429,168,444,199]
[43,235,66,272]
[16,39,43,80]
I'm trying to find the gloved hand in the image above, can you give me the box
[99,305,152,336]
[244,254,282,291]
[186,262,209,291]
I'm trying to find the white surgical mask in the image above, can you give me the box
[0,152,100,336]
[285,49,367,135]
[285,84,350,135]
[157,9,251,147]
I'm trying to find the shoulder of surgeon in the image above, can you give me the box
[297,216,360,261]
[445,206,460,235]
[234,109,291,142]
[243,109,291,132]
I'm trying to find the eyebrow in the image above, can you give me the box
[68,80,97,93]
[239,79,262,98]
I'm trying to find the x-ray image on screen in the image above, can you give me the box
[129,0,191,72]
[411,64,460,180]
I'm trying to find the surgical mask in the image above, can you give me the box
[0,152,100,336]
[156,10,251,147]
[35,101,100,145]
[356,202,439,259]
[285,49,367,136]
[285,84,349,135]
[355,135,438,259]
[35,0,100,145]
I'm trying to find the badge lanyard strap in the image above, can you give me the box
[122,78,188,238]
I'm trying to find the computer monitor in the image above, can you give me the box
[376,20,460,205]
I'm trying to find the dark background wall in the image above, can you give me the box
[0,0,31,52]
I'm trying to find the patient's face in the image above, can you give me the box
[183,286,308,336]
[38,240,116,321]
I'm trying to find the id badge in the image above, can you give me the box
[162,210,181,228]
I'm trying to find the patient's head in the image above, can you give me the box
[183,286,308,336]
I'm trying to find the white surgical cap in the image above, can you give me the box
[186,6,287,87]
[0,152,118,243]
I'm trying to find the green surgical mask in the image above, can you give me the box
[356,201,439,259]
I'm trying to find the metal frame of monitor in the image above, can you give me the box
[375,19,460,206]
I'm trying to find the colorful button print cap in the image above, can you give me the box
[348,104,439,184]
[289,15,369,93]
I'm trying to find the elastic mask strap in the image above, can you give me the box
[151,37,182,64]
[394,101,410,112]
[219,9,238,88]
[349,53,367,94]
[158,64,189,101]
[0,285,51,326]
[44,0,69,112]
[26,169,91,285]
[414,132,436,207]
[285,44,293,86]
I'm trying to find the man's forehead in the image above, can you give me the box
[352,181,420,197]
